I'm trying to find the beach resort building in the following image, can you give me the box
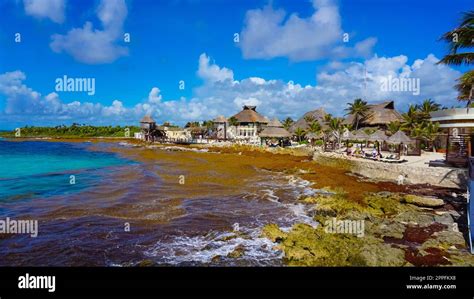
[140,115,162,142]
[430,108,474,167]
[230,105,269,143]
[344,101,404,129]
[259,118,291,146]
[213,115,228,140]
[163,126,190,141]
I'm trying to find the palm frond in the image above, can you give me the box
[438,52,474,66]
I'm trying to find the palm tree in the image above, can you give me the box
[282,117,294,130]
[387,121,401,135]
[410,124,425,139]
[345,98,370,130]
[401,105,420,133]
[422,122,440,152]
[323,113,333,124]
[202,120,214,133]
[228,117,239,127]
[304,115,315,124]
[308,121,321,134]
[294,127,306,142]
[456,70,474,100]
[438,11,474,66]
[418,99,441,119]
[328,117,343,147]
[438,11,474,103]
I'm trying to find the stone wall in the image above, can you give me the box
[314,153,468,189]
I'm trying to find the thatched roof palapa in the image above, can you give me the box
[368,130,388,141]
[341,129,355,141]
[259,127,291,138]
[352,130,370,140]
[140,115,156,123]
[306,132,325,140]
[344,101,403,127]
[289,108,328,133]
[231,105,268,124]
[267,118,284,127]
[214,115,227,123]
[259,118,291,138]
[387,130,413,144]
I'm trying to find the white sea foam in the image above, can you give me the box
[144,226,282,265]
[144,169,324,265]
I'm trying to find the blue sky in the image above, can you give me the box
[0,0,472,129]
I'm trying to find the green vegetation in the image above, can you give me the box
[282,117,294,130]
[345,98,370,130]
[384,99,441,150]
[307,120,321,135]
[261,190,474,266]
[0,124,141,138]
[228,117,239,127]
[438,11,473,101]
[294,127,306,142]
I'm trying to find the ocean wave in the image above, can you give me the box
[143,225,283,266]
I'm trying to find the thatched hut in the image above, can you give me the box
[341,130,355,141]
[140,115,165,142]
[352,130,370,141]
[289,108,328,133]
[213,115,227,140]
[387,130,416,156]
[344,101,403,129]
[368,130,388,142]
[230,105,268,139]
[260,118,291,146]
[387,130,413,144]
[306,132,325,140]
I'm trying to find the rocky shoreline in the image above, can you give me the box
[262,190,474,266]
[195,144,474,266]
[7,138,474,266]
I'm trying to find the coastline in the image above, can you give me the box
[123,140,474,266]
[3,138,474,266]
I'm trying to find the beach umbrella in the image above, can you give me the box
[368,130,388,142]
[259,127,291,138]
[387,130,412,144]
[352,130,369,141]
[341,130,355,141]
[306,132,324,140]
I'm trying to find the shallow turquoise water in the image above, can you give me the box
[0,140,132,200]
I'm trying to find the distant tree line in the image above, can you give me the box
[0,123,141,138]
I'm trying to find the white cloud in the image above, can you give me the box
[239,0,376,61]
[23,0,65,23]
[354,37,378,58]
[0,71,129,124]
[148,87,162,104]
[0,54,461,127]
[50,0,128,64]
[102,100,127,116]
[234,96,261,108]
[197,53,234,83]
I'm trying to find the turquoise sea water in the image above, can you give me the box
[0,140,132,201]
[0,139,318,266]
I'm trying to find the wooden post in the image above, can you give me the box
[224,122,227,141]
[469,134,472,157]
[446,130,450,164]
